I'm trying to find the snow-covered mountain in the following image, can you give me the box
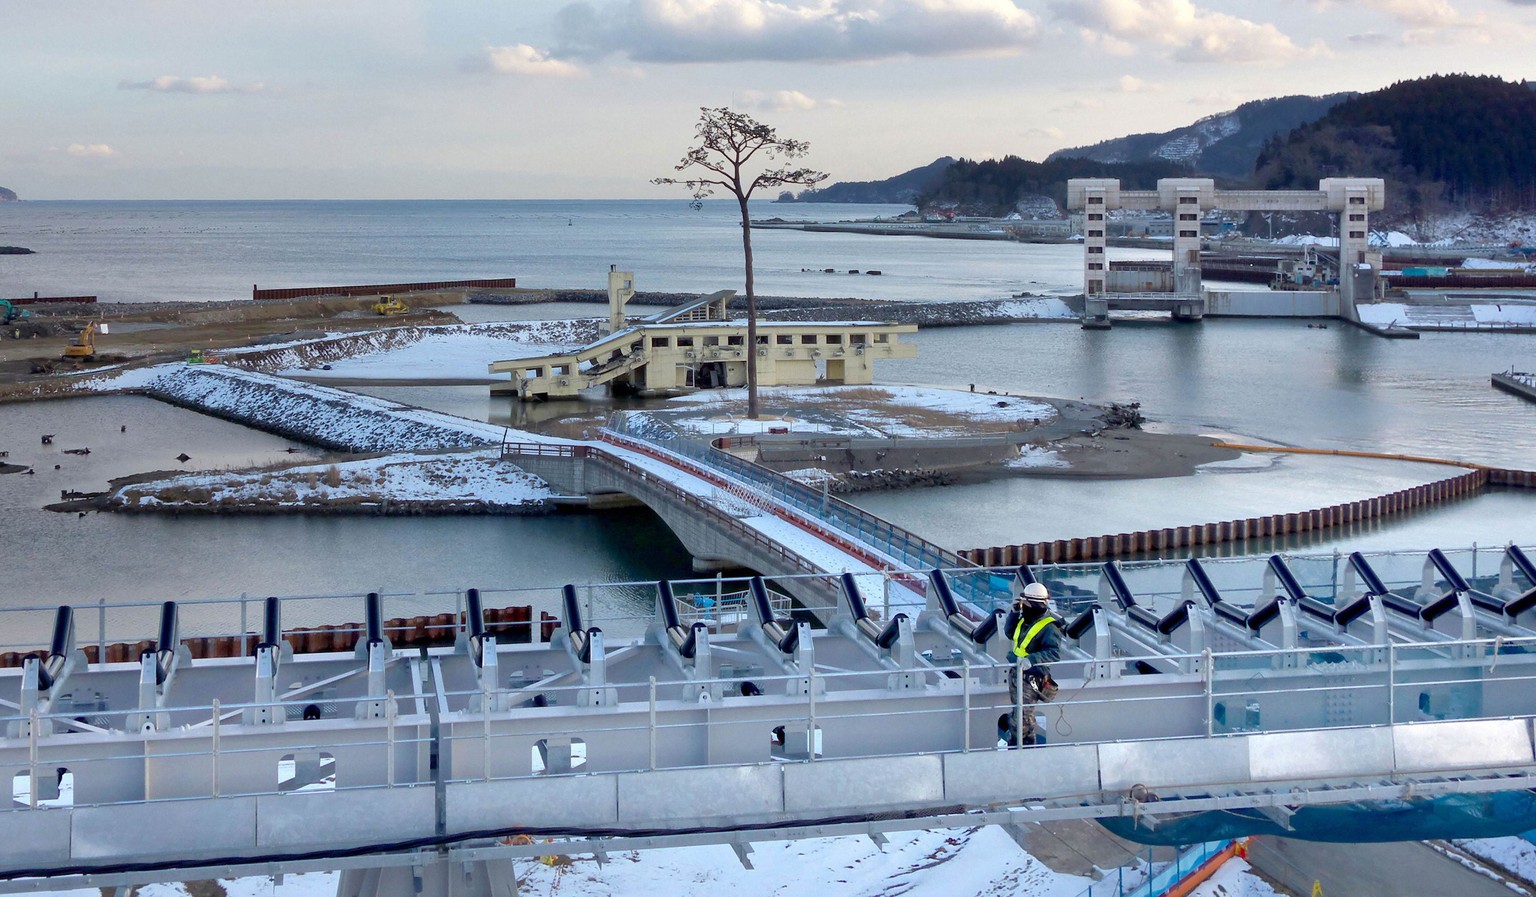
[1047,94,1353,179]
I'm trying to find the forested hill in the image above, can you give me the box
[789,158,954,204]
[1256,75,1536,217]
[0,186,18,202]
[926,156,1188,214]
[790,155,1187,214]
[1048,93,1352,178]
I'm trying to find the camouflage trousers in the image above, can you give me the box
[1003,664,1048,746]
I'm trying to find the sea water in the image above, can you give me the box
[1,200,1532,611]
[0,199,1116,304]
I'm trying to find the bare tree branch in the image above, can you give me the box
[652,107,829,419]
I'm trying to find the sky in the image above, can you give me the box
[3,0,1534,200]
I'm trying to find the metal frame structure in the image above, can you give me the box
[3,545,1536,897]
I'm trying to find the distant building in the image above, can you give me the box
[488,273,917,401]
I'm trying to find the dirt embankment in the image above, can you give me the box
[0,292,465,387]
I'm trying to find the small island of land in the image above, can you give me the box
[0,186,18,202]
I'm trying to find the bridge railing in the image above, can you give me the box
[7,632,1536,811]
[597,422,1012,611]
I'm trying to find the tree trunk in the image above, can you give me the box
[738,196,758,420]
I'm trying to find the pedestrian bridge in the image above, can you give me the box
[4,423,1536,897]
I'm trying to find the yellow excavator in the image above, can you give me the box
[371,296,407,316]
[62,321,101,360]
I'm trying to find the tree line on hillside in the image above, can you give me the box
[799,74,1536,222]
[1256,74,1536,220]
[916,156,1189,216]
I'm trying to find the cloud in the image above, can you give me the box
[1358,0,1461,26]
[1115,75,1161,92]
[1052,0,1317,63]
[119,75,263,94]
[482,44,586,77]
[738,89,822,112]
[65,144,116,159]
[1024,126,1065,139]
[554,0,1040,64]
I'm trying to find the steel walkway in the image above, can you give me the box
[4,422,1536,897]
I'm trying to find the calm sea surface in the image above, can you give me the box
[0,199,1112,304]
[1,201,1532,627]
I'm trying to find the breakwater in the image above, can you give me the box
[0,604,561,669]
[960,466,1533,566]
[129,365,506,453]
[1493,371,1536,404]
[253,277,517,302]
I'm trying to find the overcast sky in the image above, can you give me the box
[5,1,1533,200]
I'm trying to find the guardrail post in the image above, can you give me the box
[239,595,249,657]
[807,665,817,762]
[97,599,107,670]
[386,689,397,786]
[1204,649,1214,737]
[648,677,658,770]
[962,661,971,752]
[28,710,39,808]
[211,699,221,797]
[1387,644,1397,724]
[483,697,492,782]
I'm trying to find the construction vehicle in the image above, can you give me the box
[62,321,102,360]
[371,296,407,316]
[1,299,31,324]
[186,348,222,364]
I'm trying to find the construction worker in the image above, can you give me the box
[1002,581,1062,746]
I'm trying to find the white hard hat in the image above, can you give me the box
[1022,582,1049,602]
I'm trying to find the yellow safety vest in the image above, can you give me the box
[1012,615,1057,659]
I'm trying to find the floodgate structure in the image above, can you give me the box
[5,416,1536,897]
[488,270,916,400]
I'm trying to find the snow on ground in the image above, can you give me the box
[993,296,1076,319]
[1354,302,1415,327]
[1186,857,1281,897]
[271,322,588,381]
[1453,837,1536,890]
[1357,301,1536,328]
[1006,444,1069,469]
[83,364,561,453]
[1461,257,1536,272]
[112,448,553,511]
[662,386,1055,439]
[29,827,1096,897]
[1472,303,1536,325]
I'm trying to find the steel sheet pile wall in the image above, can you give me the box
[962,470,1495,566]
[252,279,516,301]
[0,605,547,668]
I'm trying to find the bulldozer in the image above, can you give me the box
[371,296,408,316]
[62,321,102,360]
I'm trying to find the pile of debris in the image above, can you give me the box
[1104,402,1144,429]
